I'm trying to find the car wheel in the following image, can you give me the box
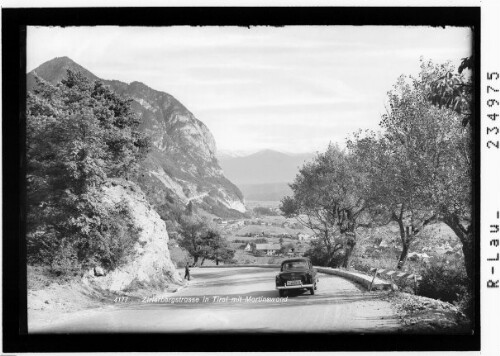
[309,287,315,295]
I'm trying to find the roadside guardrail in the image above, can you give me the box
[316,267,392,291]
[197,264,392,291]
[369,268,422,292]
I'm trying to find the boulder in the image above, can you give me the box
[94,267,105,277]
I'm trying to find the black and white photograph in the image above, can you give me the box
[24,23,476,334]
[3,3,498,354]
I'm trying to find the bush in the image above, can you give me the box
[350,259,372,274]
[418,258,468,303]
[253,250,265,257]
[27,196,141,274]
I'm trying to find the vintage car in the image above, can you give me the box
[275,257,318,296]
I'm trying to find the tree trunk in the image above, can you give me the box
[462,233,474,285]
[443,213,474,284]
[193,256,199,266]
[201,257,206,266]
[397,242,410,270]
[326,243,343,267]
[216,259,219,266]
[341,233,356,269]
[395,217,410,269]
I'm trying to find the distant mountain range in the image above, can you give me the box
[218,149,316,201]
[28,57,246,217]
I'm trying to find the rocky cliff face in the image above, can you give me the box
[89,179,183,291]
[27,57,246,217]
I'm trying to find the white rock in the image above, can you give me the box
[93,179,183,292]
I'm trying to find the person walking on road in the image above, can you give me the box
[184,263,191,281]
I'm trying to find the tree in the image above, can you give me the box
[423,56,473,126]
[26,70,150,271]
[177,216,209,266]
[348,76,454,268]
[352,59,473,277]
[349,68,465,269]
[200,230,235,265]
[280,145,369,268]
[419,59,474,282]
[177,217,234,265]
[185,201,195,215]
[279,242,296,256]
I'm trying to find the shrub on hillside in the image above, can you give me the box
[303,244,344,267]
[27,197,141,275]
[418,258,468,304]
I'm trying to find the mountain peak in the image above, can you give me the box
[28,56,99,89]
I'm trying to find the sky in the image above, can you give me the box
[27,26,472,155]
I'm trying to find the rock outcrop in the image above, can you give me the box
[89,179,183,292]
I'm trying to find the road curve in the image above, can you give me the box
[29,267,402,333]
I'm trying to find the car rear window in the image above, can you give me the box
[282,261,308,270]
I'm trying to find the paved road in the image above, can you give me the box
[30,267,402,333]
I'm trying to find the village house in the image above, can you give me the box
[297,232,313,241]
[255,243,281,256]
[244,243,252,252]
[231,220,245,228]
